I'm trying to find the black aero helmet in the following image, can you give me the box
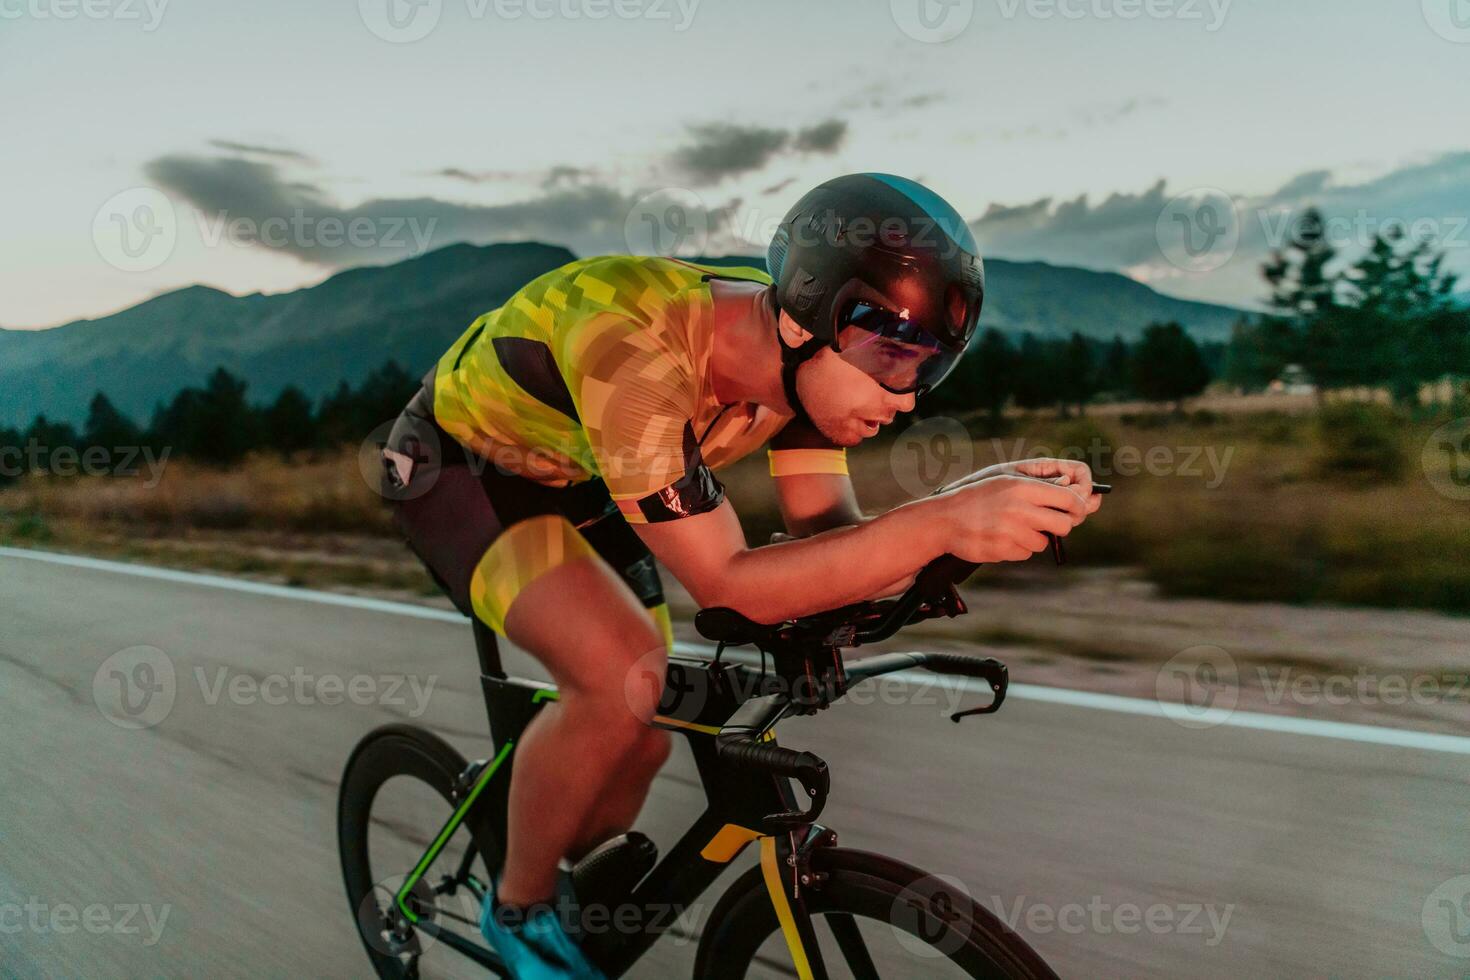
[766,173,984,402]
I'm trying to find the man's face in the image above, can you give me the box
[796,344,917,446]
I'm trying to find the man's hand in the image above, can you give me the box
[931,474,1090,565]
[935,457,1103,518]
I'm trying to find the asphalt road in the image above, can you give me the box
[2,550,1467,978]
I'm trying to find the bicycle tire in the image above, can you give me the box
[338,723,502,980]
[693,847,1057,980]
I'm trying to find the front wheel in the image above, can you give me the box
[694,847,1058,980]
[338,724,504,980]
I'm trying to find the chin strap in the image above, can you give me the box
[778,333,827,425]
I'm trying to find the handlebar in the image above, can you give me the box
[714,694,831,830]
[695,552,978,651]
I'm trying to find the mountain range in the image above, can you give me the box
[0,242,1247,427]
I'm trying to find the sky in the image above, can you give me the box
[2,0,1468,329]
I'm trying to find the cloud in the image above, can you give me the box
[670,123,792,184]
[207,139,313,163]
[430,167,520,183]
[144,154,647,267]
[793,119,848,154]
[972,152,1470,308]
[668,118,848,185]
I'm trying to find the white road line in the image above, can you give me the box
[6,545,1469,756]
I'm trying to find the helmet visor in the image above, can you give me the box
[834,302,963,395]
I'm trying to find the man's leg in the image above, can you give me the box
[496,553,671,908]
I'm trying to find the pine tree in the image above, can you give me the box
[1132,322,1211,412]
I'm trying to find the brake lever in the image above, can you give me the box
[949,660,1009,722]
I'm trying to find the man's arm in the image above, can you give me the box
[634,493,953,624]
[772,470,915,599]
[635,469,1089,623]
[773,470,864,537]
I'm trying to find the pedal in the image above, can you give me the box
[570,832,658,917]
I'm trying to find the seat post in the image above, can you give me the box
[472,618,506,679]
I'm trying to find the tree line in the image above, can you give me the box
[1224,208,1467,403]
[930,322,1219,420]
[5,211,1466,480]
[0,361,421,478]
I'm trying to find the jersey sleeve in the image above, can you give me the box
[567,314,725,525]
[767,417,849,478]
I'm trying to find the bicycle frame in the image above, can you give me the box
[390,621,821,978]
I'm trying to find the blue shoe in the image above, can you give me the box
[479,877,606,980]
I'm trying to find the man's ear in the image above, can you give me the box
[776,311,814,349]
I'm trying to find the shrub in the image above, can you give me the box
[1311,403,1407,484]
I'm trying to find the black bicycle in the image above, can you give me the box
[338,553,1060,979]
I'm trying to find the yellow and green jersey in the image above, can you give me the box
[431,254,848,524]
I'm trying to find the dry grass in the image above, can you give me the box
[0,448,391,534]
[4,400,1468,615]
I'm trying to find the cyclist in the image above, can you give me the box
[379,172,1103,977]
